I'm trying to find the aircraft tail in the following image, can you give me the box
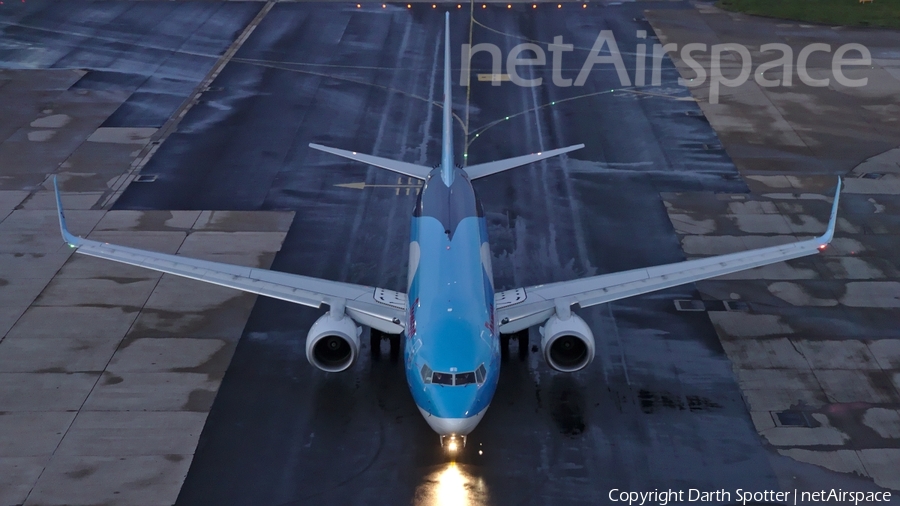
[311,14,584,183]
[440,12,454,186]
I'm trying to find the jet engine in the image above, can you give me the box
[305,312,361,372]
[540,313,595,373]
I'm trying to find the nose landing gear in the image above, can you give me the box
[440,434,466,452]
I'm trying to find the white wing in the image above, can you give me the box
[54,180,405,334]
[496,180,841,333]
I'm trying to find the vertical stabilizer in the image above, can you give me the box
[440,13,454,186]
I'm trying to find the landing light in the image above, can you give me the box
[448,440,458,452]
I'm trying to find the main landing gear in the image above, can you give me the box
[370,329,400,361]
[500,329,529,362]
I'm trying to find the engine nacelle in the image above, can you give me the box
[306,312,361,372]
[540,313,595,373]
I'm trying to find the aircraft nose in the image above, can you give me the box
[417,406,487,436]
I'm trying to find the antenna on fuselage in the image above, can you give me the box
[440,12,454,187]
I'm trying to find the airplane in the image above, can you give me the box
[54,13,841,452]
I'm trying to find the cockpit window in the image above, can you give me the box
[432,372,454,386]
[420,363,486,387]
[455,372,476,385]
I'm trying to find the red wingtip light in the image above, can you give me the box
[818,244,828,251]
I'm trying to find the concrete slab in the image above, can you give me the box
[0,250,73,281]
[768,282,838,307]
[794,340,881,371]
[25,455,191,506]
[0,457,48,506]
[83,372,219,412]
[869,340,900,371]
[193,210,294,232]
[736,369,828,411]
[141,276,248,313]
[107,338,228,374]
[6,306,139,340]
[0,209,102,255]
[760,426,849,447]
[681,235,799,256]
[858,449,900,490]
[0,412,76,457]
[18,191,104,211]
[0,337,122,374]
[55,411,208,457]
[0,190,29,211]
[0,373,99,411]
[93,210,202,232]
[34,277,160,308]
[814,370,899,404]
[844,176,900,195]
[178,231,287,255]
[708,312,794,338]
[0,277,60,338]
[862,408,900,439]
[841,282,900,308]
[749,411,776,432]
[86,127,156,145]
[777,449,868,477]
[667,214,716,235]
[720,338,811,370]
[824,257,887,280]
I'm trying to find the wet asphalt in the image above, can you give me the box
[1,1,804,504]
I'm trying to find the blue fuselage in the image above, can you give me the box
[403,167,500,434]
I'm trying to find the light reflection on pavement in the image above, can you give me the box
[415,462,489,506]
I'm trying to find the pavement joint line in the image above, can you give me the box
[97,1,276,210]
[19,213,175,506]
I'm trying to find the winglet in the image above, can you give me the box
[817,178,841,247]
[53,176,83,248]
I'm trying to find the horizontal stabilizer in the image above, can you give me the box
[309,143,432,180]
[465,144,584,180]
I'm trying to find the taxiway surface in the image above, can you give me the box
[1,1,888,504]
[113,3,806,505]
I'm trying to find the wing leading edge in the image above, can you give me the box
[496,180,842,333]
[53,178,405,333]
